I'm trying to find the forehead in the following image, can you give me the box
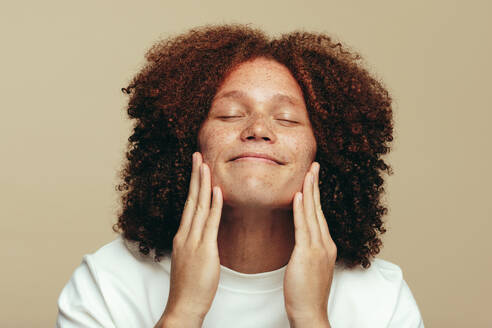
[213,90,304,107]
[212,58,306,108]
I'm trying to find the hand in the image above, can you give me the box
[283,162,337,326]
[159,152,223,326]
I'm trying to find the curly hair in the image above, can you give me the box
[113,23,394,270]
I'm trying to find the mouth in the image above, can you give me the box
[230,152,284,165]
[232,156,280,165]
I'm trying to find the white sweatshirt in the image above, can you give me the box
[56,235,424,327]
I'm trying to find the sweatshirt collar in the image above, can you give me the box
[218,263,286,293]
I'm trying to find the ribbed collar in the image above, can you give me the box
[218,263,286,293]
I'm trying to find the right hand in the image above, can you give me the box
[161,151,223,325]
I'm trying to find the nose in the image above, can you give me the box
[239,114,277,143]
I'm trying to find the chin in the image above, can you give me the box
[223,191,291,209]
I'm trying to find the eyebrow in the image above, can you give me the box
[212,90,304,107]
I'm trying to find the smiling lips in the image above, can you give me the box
[233,156,279,165]
[231,152,284,165]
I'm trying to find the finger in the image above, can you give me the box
[178,152,202,237]
[188,162,212,241]
[202,185,223,243]
[303,167,322,246]
[313,162,334,245]
[292,191,309,246]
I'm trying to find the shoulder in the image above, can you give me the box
[338,257,402,276]
[86,235,147,267]
[334,257,403,290]
[329,258,420,326]
[57,235,172,327]
[59,236,167,295]
[84,235,171,282]
[60,235,172,305]
[333,257,403,306]
[329,258,424,327]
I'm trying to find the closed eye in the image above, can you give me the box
[217,116,299,125]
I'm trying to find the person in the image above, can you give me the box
[56,24,425,327]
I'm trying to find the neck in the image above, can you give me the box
[217,204,295,274]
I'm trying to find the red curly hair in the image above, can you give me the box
[113,23,394,269]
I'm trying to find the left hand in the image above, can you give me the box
[283,162,337,325]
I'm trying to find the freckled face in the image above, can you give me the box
[197,57,317,210]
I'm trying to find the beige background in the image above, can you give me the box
[1,0,491,327]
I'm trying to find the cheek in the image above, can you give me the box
[198,126,234,163]
[287,132,317,164]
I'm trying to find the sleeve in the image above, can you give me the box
[387,278,425,328]
[56,255,116,328]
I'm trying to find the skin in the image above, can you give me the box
[157,57,336,328]
[197,57,318,273]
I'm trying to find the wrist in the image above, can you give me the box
[159,308,205,328]
[288,314,331,328]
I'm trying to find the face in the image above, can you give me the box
[198,57,317,210]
